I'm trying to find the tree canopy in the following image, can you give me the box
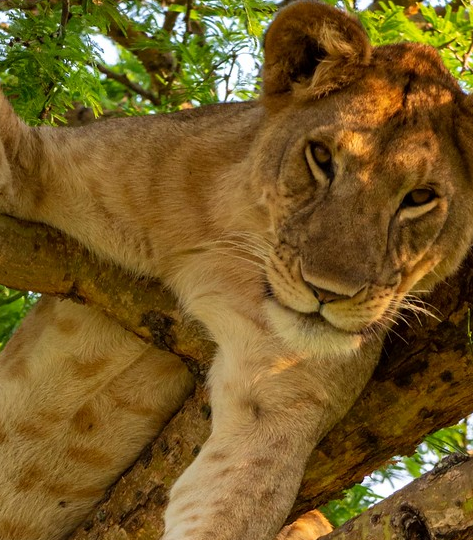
[1,0,473,123]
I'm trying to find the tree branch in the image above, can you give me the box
[162,0,188,34]
[105,16,176,92]
[0,0,183,102]
[366,0,464,15]
[0,215,213,366]
[96,63,162,106]
[322,454,473,539]
[0,0,42,10]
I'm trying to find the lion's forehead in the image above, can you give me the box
[334,126,435,159]
[339,84,455,131]
[330,48,460,133]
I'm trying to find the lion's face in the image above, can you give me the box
[253,3,473,356]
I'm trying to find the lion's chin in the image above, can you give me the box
[264,299,363,358]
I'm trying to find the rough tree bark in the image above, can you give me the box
[323,454,473,540]
[0,214,472,539]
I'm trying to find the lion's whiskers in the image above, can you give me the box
[396,294,442,323]
[371,319,409,344]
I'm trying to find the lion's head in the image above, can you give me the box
[251,0,473,356]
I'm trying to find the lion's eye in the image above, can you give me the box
[308,142,334,181]
[401,188,437,208]
[311,143,331,165]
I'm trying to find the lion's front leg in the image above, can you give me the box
[163,358,319,540]
[163,322,379,540]
[164,432,310,540]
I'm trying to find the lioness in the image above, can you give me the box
[0,1,472,539]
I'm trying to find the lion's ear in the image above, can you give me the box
[263,0,371,98]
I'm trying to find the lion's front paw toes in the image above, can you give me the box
[276,510,333,540]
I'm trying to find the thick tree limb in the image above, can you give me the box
[322,454,473,539]
[0,215,214,366]
[1,214,473,538]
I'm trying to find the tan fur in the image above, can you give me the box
[1,1,473,539]
[276,510,333,539]
[0,297,194,539]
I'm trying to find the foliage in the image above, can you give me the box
[322,484,383,527]
[0,0,472,530]
[323,420,472,526]
[1,1,472,123]
[359,2,473,90]
[0,0,277,123]
[0,286,39,350]
[0,2,108,123]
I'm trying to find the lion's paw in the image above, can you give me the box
[276,510,333,540]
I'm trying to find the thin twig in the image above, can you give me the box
[59,0,70,39]
[184,0,192,36]
[38,0,70,120]
[38,81,56,120]
[163,0,187,34]
[223,53,237,102]
[461,32,473,75]
[96,63,161,106]
[0,291,27,307]
[447,43,473,77]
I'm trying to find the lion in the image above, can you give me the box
[0,1,472,539]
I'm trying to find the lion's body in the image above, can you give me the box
[1,1,473,539]
[0,298,194,539]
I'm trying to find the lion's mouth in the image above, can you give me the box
[295,304,365,336]
[264,281,376,343]
[262,279,276,299]
[263,277,392,338]
[266,292,360,335]
[264,296,365,356]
